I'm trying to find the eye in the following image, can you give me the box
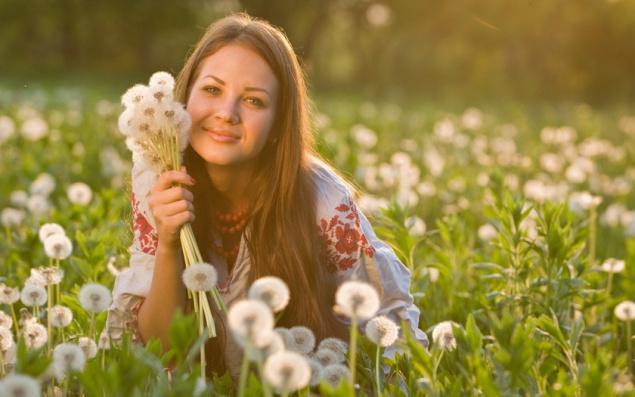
[203,86,221,95]
[245,97,265,107]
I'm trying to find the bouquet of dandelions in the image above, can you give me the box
[118,72,227,374]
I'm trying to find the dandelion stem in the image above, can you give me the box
[348,314,358,395]
[375,344,382,394]
[47,284,53,352]
[606,272,614,300]
[199,297,206,380]
[10,303,19,336]
[589,205,597,266]
[238,340,251,397]
[628,320,633,376]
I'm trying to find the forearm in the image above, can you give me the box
[137,243,187,350]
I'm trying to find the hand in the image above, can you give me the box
[149,166,197,249]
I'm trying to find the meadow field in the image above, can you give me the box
[1,83,634,396]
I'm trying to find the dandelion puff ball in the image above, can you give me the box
[334,281,380,320]
[228,300,274,347]
[49,305,73,328]
[248,330,285,362]
[307,357,324,387]
[0,327,15,351]
[78,283,112,313]
[365,315,399,347]
[20,284,47,307]
[322,363,350,388]
[98,332,111,350]
[317,337,348,357]
[67,182,93,206]
[313,348,342,366]
[432,321,458,351]
[0,284,20,305]
[264,351,311,393]
[289,326,316,354]
[274,327,294,349]
[31,266,64,286]
[78,337,98,359]
[601,258,626,274]
[614,301,635,322]
[38,222,65,243]
[182,262,217,291]
[121,84,149,110]
[44,234,73,260]
[0,310,14,330]
[149,71,176,92]
[0,373,41,397]
[248,276,290,313]
[53,343,86,373]
[23,321,48,349]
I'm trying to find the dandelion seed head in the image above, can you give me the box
[78,337,98,359]
[182,262,217,291]
[21,284,47,307]
[49,305,73,328]
[38,223,66,243]
[227,299,274,347]
[432,321,458,350]
[0,115,16,144]
[0,284,20,305]
[264,351,311,392]
[29,173,56,196]
[149,71,175,91]
[31,266,64,286]
[477,224,498,241]
[321,363,350,388]
[601,258,626,273]
[334,281,380,320]
[365,315,399,347]
[317,337,348,356]
[23,321,48,349]
[10,190,28,208]
[288,326,316,354]
[274,327,294,348]
[615,301,635,322]
[43,234,73,260]
[53,343,86,373]
[0,373,41,397]
[78,283,112,313]
[312,348,342,366]
[307,357,324,387]
[1,208,26,227]
[26,194,51,216]
[121,84,149,109]
[21,117,49,141]
[248,276,290,313]
[67,182,93,206]
[0,326,15,351]
[248,330,285,361]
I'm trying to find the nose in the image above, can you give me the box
[214,98,240,124]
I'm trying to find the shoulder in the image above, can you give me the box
[308,156,356,207]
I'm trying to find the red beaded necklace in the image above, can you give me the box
[211,207,249,261]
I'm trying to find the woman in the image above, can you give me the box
[107,13,427,378]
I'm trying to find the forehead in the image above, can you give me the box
[196,44,278,91]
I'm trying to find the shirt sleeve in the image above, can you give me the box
[313,162,429,354]
[106,163,159,342]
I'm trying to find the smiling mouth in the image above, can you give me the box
[206,127,239,142]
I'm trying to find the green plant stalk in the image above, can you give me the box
[199,295,206,380]
[589,206,597,266]
[606,272,614,300]
[375,344,382,394]
[10,303,19,338]
[47,284,53,352]
[253,347,272,397]
[238,340,251,397]
[628,320,633,376]
[348,314,358,395]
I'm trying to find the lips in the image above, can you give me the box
[206,127,239,142]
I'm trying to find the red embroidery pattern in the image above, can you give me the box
[124,299,145,344]
[320,197,375,273]
[132,192,158,256]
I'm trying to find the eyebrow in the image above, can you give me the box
[202,75,273,99]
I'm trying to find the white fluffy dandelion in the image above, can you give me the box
[365,315,399,347]
[601,258,626,273]
[78,337,98,359]
[98,331,110,350]
[0,327,14,351]
[53,343,86,374]
[432,321,458,350]
[317,337,348,357]
[26,194,51,216]
[0,284,20,304]
[615,301,635,321]
[313,348,343,366]
[0,311,13,330]
[0,208,25,227]
[307,357,324,387]
[264,351,311,393]
[248,330,285,362]
[29,173,55,196]
[9,190,28,208]
[321,364,350,388]
[48,305,73,328]
[288,326,316,354]
[334,281,380,320]
[67,182,93,206]
[43,234,73,260]
[274,327,294,348]
[78,283,112,313]
[38,222,66,243]
[31,266,64,286]
[0,373,41,397]
[182,262,217,291]
[248,276,290,313]
[228,299,274,347]
[23,321,48,349]
[20,285,47,307]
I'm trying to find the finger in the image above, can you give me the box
[152,170,197,192]
[153,200,194,218]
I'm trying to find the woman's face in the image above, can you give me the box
[186,44,279,172]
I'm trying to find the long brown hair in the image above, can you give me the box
[176,14,348,353]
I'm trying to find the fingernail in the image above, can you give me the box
[190,177,197,184]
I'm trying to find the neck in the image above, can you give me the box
[205,163,253,213]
